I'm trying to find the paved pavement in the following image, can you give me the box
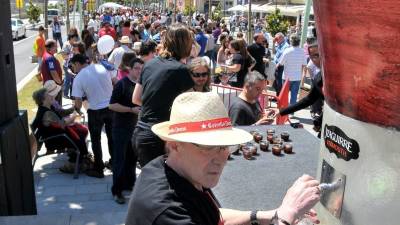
[0,97,317,225]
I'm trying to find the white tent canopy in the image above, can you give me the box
[241,4,261,12]
[227,5,245,12]
[257,4,313,17]
[99,2,124,11]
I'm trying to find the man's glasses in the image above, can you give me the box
[191,143,236,154]
[191,72,209,78]
[310,54,320,59]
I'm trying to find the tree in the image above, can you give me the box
[183,5,195,16]
[211,3,222,22]
[26,0,41,26]
[265,8,290,36]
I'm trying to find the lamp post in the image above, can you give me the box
[247,0,252,43]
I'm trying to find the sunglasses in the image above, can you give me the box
[191,143,236,154]
[310,54,320,59]
[191,72,209,78]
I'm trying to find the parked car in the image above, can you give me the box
[48,9,62,24]
[11,18,26,40]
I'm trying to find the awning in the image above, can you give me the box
[227,5,244,12]
[241,4,261,12]
[99,2,125,10]
[258,4,313,17]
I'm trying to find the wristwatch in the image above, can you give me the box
[250,210,260,225]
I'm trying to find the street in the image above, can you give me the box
[13,13,80,85]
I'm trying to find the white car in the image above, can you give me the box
[11,18,26,40]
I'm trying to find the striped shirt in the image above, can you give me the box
[279,46,307,81]
[273,41,289,64]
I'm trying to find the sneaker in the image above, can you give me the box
[85,169,104,178]
[113,194,125,204]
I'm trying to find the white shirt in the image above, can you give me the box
[205,34,215,52]
[71,64,113,110]
[306,60,320,79]
[279,46,307,81]
[87,19,99,32]
[108,45,134,69]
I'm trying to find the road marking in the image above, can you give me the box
[13,34,36,46]
[17,66,39,92]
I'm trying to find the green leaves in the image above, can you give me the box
[266,8,290,36]
[26,0,41,24]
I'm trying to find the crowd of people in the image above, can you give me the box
[31,6,324,224]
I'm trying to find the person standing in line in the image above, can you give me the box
[247,33,267,78]
[131,24,194,167]
[70,54,113,178]
[272,32,289,95]
[41,40,63,104]
[109,58,144,204]
[277,34,307,106]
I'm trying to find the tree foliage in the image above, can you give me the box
[26,0,41,24]
[183,5,195,16]
[266,8,290,36]
[211,2,222,21]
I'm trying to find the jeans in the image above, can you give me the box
[273,65,284,96]
[111,126,137,195]
[63,67,73,97]
[87,108,113,171]
[53,32,63,49]
[284,80,301,106]
[134,122,165,167]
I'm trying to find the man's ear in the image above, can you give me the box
[165,141,179,153]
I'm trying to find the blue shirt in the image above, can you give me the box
[141,29,150,42]
[273,41,289,64]
[195,32,208,56]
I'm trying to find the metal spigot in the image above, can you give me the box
[319,178,342,192]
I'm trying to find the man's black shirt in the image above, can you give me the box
[125,156,221,225]
[247,43,266,77]
[229,97,262,126]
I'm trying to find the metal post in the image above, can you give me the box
[66,0,70,33]
[72,0,77,27]
[44,0,49,39]
[300,0,312,46]
[173,0,177,23]
[209,0,211,18]
[248,0,252,43]
[79,0,83,31]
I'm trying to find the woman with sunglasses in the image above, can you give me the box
[188,57,211,92]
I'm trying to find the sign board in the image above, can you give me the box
[16,0,24,9]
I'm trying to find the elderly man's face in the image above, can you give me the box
[174,142,230,189]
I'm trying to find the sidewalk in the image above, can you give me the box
[0,101,318,225]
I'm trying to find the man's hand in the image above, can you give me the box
[278,175,321,223]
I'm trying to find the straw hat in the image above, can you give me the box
[119,36,132,44]
[151,92,252,146]
[133,41,142,51]
[43,80,61,97]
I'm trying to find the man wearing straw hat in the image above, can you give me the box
[108,35,134,70]
[125,92,320,225]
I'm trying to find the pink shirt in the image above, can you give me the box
[117,69,129,80]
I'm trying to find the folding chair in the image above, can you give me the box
[31,125,81,179]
